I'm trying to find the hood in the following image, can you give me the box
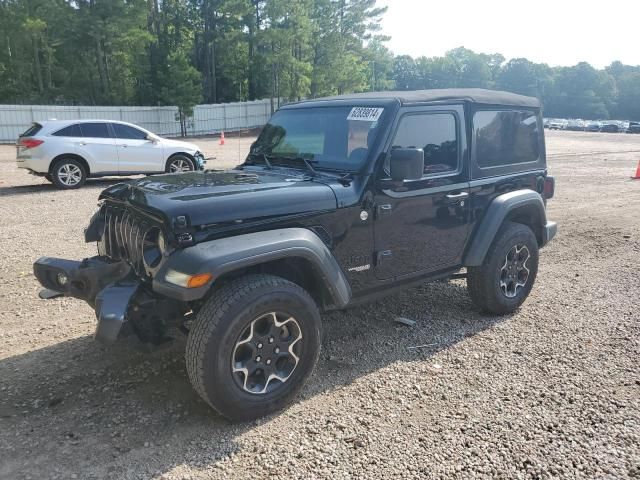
[100,169,338,227]
[159,137,199,151]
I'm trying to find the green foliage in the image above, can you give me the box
[391,50,639,120]
[1,1,639,122]
[0,0,385,108]
[159,51,202,115]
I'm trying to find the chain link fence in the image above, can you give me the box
[0,99,273,143]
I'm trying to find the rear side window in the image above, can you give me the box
[474,110,540,168]
[20,123,42,137]
[79,122,112,138]
[112,123,147,140]
[53,124,81,137]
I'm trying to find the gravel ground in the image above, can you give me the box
[0,131,639,479]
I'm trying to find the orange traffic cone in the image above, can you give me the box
[219,131,225,146]
[632,160,640,179]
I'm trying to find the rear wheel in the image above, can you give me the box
[185,274,321,421]
[467,222,539,314]
[166,155,195,173]
[51,158,87,189]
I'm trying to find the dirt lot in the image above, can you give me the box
[0,131,639,479]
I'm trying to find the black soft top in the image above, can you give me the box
[286,88,540,109]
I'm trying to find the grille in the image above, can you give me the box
[97,204,157,277]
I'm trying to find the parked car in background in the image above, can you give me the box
[600,121,622,133]
[585,121,602,132]
[16,120,206,189]
[565,119,586,131]
[548,119,567,130]
[627,121,640,134]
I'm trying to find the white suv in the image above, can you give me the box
[16,120,206,189]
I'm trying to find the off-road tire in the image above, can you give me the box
[51,158,87,189]
[185,274,322,421]
[165,154,195,173]
[467,221,539,315]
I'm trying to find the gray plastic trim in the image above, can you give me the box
[463,189,548,266]
[153,228,352,307]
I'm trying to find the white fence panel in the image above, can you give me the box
[189,100,271,136]
[0,100,274,142]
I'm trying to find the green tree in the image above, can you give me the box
[159,51,203,135]
[614,72,640,120]
[548,62,613,118]
[392,55,420,90]
[309,0,387,97]
[3,0,640,125]
[497,58,553,99]
[363,38,394,91]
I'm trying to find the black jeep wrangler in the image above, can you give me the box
[34,89,557,420]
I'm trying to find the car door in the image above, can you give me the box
[374,105,471,280]
[76,122,118,174]
[111,123,164,173]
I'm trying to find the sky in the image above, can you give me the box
[379,0,640,69]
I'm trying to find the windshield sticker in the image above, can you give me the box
[347,107,384,122]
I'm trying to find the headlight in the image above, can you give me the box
[142,227,166,269]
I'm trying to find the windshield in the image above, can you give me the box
[247,106,386,171]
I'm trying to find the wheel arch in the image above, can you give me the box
[153,228,352,310]
[212,257,337,310]
[49,153,91,176]
[463,189,547,267]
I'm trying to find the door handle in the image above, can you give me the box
[376,204,392,217]
[119,144,128,148]
[445,192,469,200]
[78,142,87,146]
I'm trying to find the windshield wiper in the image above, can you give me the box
[247,152,273,170]
[271,155,318,177]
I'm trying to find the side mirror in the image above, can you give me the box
[390,148,424,182]
[146,133,159,143]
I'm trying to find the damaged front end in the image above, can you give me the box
[34,256,187,349]
[33,197,191,350]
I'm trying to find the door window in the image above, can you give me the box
[52,124,81,137]
[112,123,148,140]
[386,113,458,177]
[79,123,112,138]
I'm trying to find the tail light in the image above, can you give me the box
[19,138,44,149]
[543,176,555,199]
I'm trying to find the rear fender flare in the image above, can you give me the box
[463,189,547,267]
[153,228,352,308]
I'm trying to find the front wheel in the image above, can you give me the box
[166,155,195,173]
[185,274,321,421]
[467,221,539,315]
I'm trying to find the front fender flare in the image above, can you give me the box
[153,228,352,307]
[463,189,551,267]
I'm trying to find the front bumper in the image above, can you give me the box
[34,255,190,347]
[34,256,138,344]
[194,151,207,170]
